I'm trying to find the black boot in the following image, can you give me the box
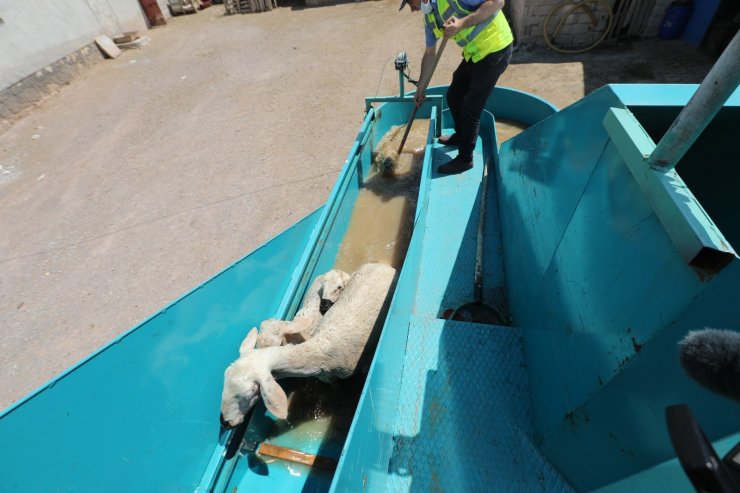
[438,133,461,147]
[438,155,473,174]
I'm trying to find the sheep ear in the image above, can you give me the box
[281,317,312,335]
[239,327,259,356]
[260,376,289,420]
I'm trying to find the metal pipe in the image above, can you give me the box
[399,69,405,97]
[648,31,740,170]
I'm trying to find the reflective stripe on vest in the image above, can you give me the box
[424,0,513,62]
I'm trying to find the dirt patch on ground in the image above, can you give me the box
[0,0,714,409]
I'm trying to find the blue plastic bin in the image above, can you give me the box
[660,1,694,40]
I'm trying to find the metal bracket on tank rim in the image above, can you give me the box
[365,95,444,137]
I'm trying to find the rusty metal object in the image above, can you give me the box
[139,0,167,26]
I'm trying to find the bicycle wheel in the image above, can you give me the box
[543,0,614,54]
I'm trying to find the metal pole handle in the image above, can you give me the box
[648,31,740,170]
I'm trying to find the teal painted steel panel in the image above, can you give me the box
[499,83,740,490]
[593,431,740,492]
[0,210,322,493]
[497,86,625,328]
[539,261,740,491]
[521,138,701,441]
[609,83,740,108]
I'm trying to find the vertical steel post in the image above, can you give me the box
[648,31,740,170]
[399,70,405,97]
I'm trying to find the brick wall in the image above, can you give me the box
[511,0,671,48]
[513,0,570,47]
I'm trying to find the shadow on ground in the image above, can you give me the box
[511,38,714,96]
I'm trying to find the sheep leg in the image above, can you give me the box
[259,343,338,381]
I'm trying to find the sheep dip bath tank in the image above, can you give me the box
[246,119,429,485]
[2,45,740,493]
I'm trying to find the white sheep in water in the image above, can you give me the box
[220,262,396,427]
[254,268,351,349]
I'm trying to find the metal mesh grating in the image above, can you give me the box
[387,317,575,492]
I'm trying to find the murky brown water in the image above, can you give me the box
[495,118,529,147]
[334,120,428,273]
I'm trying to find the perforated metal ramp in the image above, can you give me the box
[413,138,507,319]
[388,132,574,492]
[387,318,574,493]
[414,143,481,317]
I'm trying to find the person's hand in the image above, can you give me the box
[444,16,464,37]
[414,88,426,108]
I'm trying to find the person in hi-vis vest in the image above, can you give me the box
[400,0,513,174]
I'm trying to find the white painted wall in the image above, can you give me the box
[0,0,148,89]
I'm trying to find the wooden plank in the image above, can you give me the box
[94,35,121,59]
[257,443,338,470]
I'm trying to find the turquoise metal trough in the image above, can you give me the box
[1,78,738,492]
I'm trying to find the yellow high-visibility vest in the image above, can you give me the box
[425,0,513,62]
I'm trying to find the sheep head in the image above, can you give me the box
[319,269,351,314]
[220,328,289,428]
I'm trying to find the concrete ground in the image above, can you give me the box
[0,0,714,410]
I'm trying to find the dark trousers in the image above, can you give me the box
[446,43,513,161]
